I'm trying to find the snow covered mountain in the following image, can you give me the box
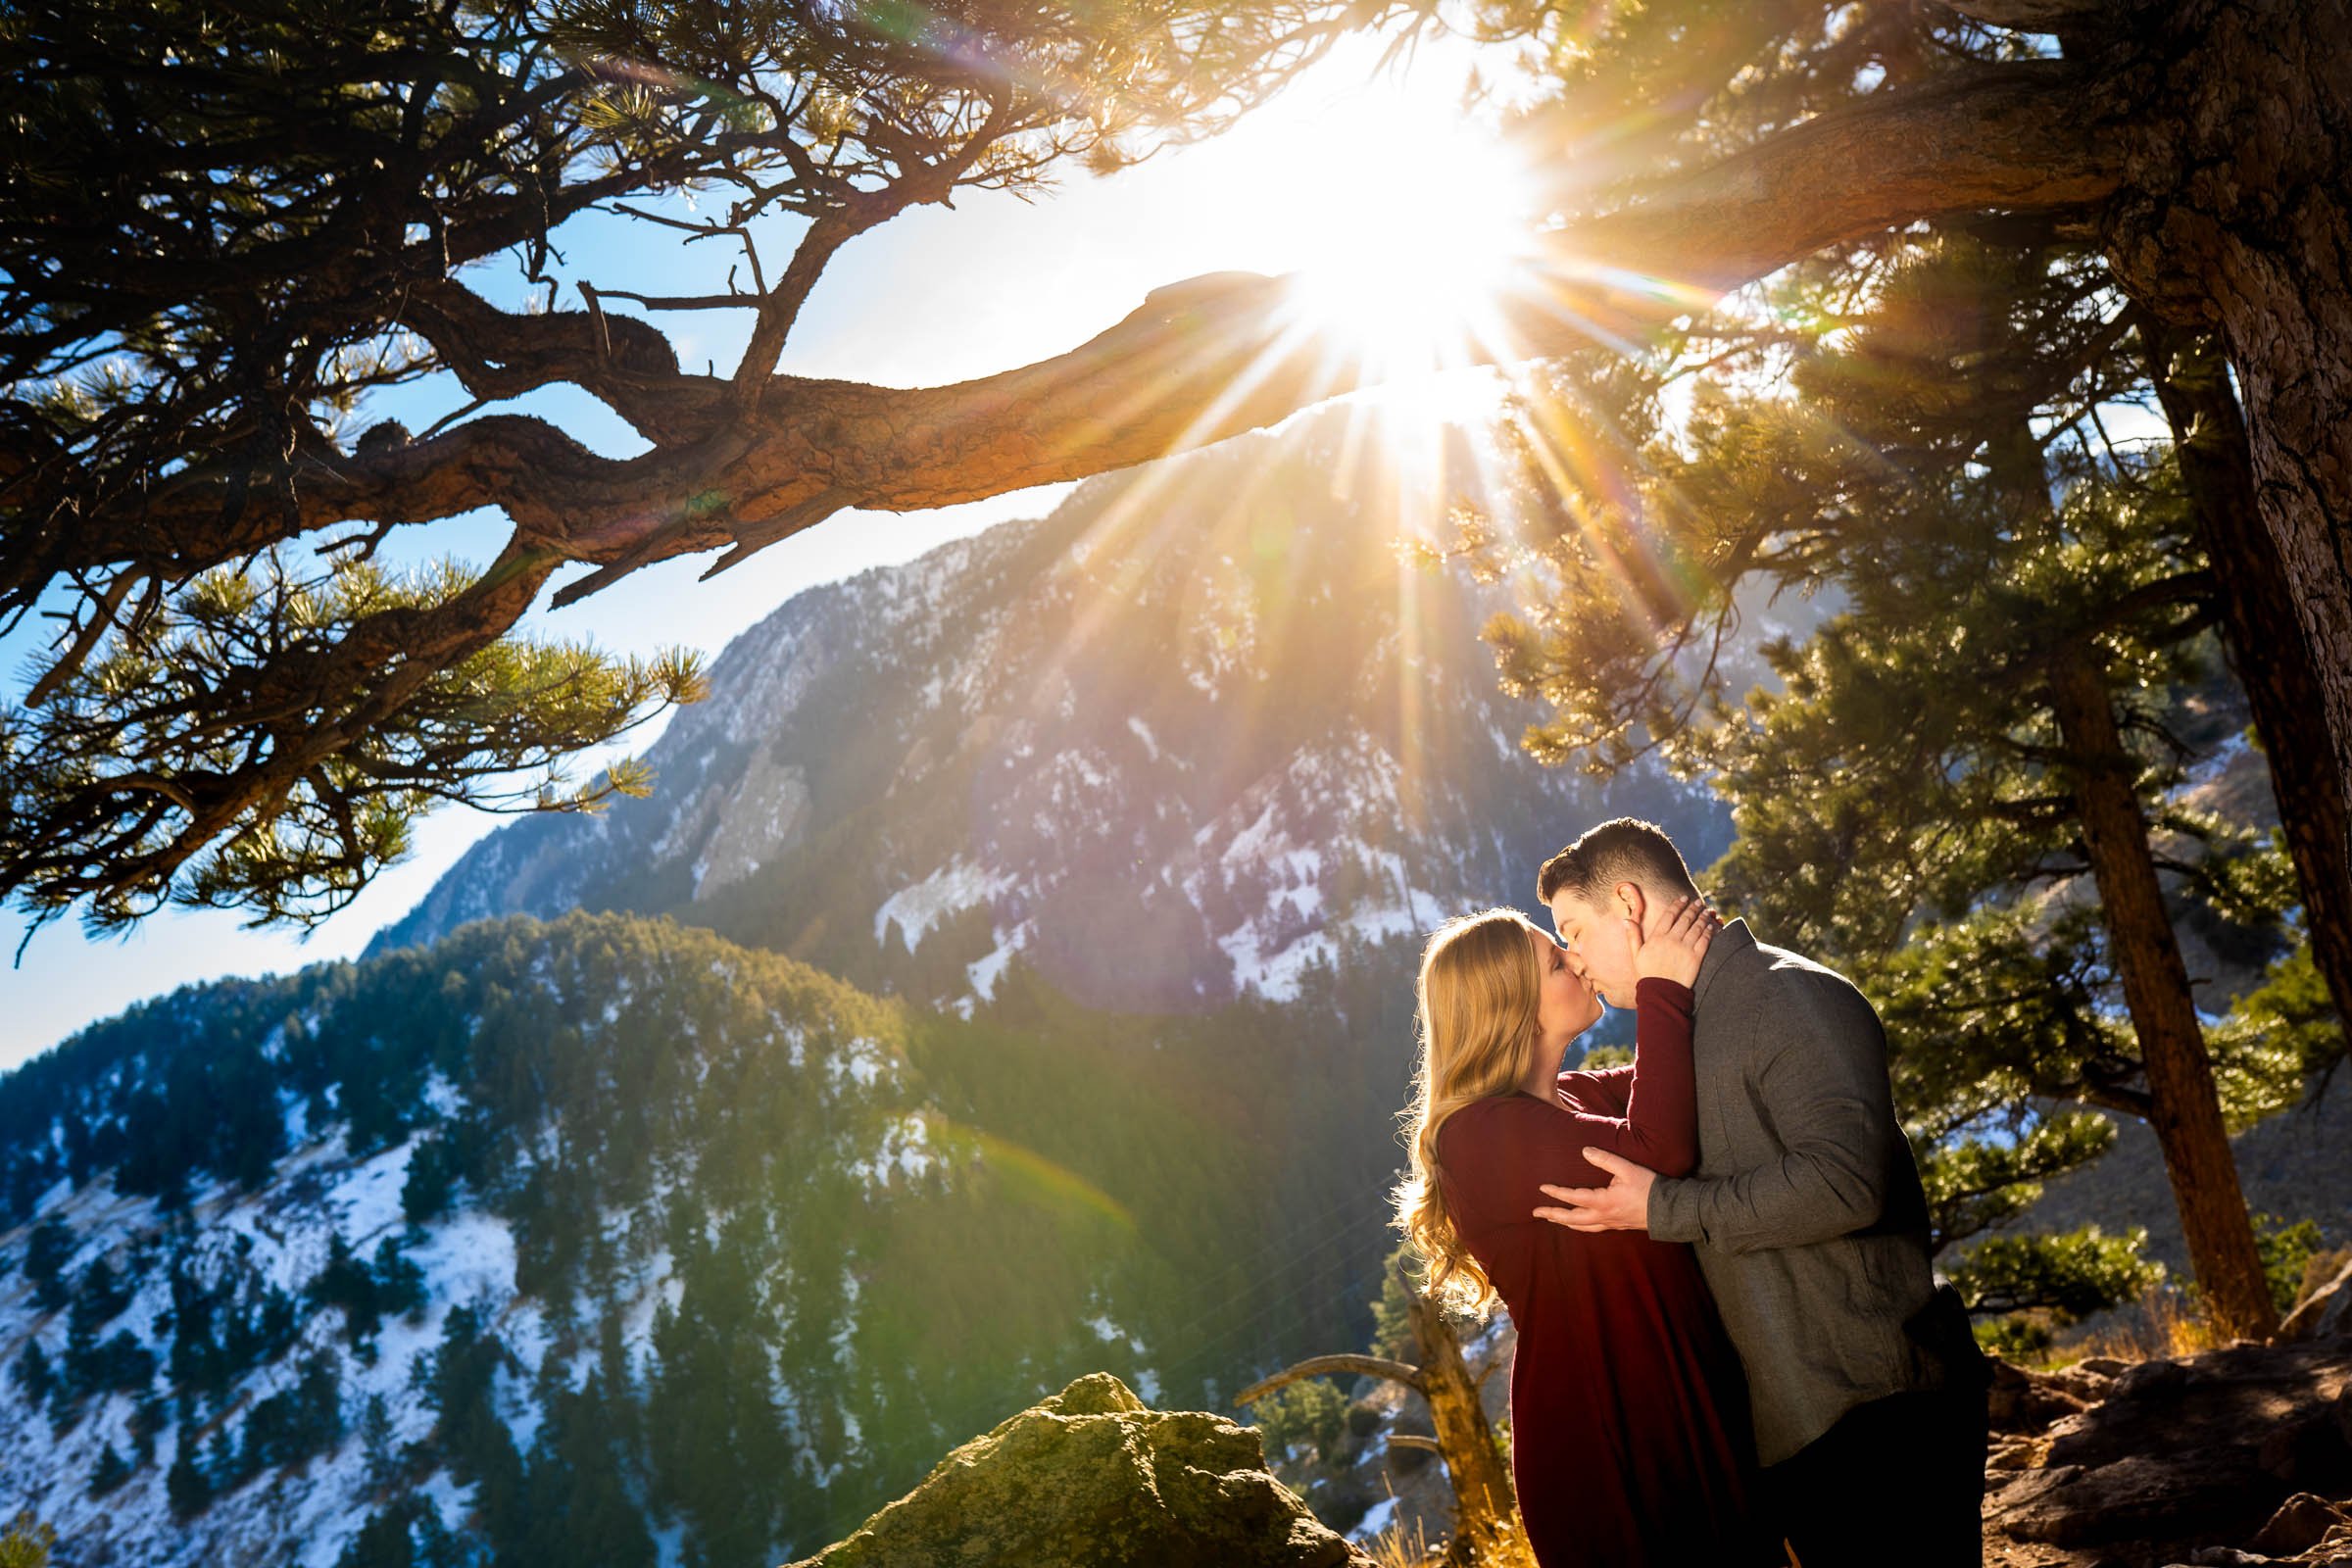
[370,411,1735,1012]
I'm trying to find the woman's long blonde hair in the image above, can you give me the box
[1391,907,1546,1317]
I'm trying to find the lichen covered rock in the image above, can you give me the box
[785,1373,1374,1568]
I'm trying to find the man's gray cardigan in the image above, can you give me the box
[1645,918,1948,1466]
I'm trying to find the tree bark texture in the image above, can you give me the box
[2141,320,2352,1037]
[2047,640,2281,1339]
[2101,0,2352,886]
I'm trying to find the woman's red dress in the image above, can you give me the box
[1434,978,1779,1568]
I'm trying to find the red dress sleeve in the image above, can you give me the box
[1437,978,1700,1227]
[1557,1062,1635,1115]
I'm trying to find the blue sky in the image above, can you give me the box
[1,33,1523,1070]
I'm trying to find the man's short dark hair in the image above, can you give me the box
[1538,817,1699,907]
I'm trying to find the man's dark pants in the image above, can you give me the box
[1762,1382,1990,1568]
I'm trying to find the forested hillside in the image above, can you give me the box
[0,911,1429,1565]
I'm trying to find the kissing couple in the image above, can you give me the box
[1392,817,1992,1568]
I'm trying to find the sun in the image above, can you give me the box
[1285,135,1539,373]
[1207,48,1546,381]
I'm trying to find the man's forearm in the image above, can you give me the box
[1648,1144,1886,1253]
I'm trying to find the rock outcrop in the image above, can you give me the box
[1983,1338,2352,1566]
[785,1374,1375,1568]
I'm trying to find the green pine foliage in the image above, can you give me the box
[1466,212,2331,1336]
[331,1503,422,1568]
[2205,946,2349,1126]
[9,1341,53,1413]
[164,1444,210,1521]
[1942,1230,2162,1324]
[306,1232,426,1351]
[2254,1214,2328,1316]
[1251,1377,1349,1470]
[0,1512,55,1568]
[226,1350,345,1486]
[164,1237,301,1412]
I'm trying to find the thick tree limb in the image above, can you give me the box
[1233,1353,1427,1404]
[1935,0,2116,29]
[1552,59,2120,295]
[399,281,715,448]
[62,62,2121,614]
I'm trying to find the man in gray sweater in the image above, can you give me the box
[1530,817,1988,1567]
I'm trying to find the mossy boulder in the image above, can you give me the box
[785,1373,1374,1568]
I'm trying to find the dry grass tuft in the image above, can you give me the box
[1360,1515,1438,1568]
[2070,1283,2226,1364]
[1360,1513,1542,1568]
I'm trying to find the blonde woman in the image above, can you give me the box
[1393,901,1776,1568]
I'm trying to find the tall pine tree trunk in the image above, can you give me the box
[1989,417,2278,1339]
[2102,0,2352,859]
[2047,641,2280,1339]
[2139,320,2352,1038]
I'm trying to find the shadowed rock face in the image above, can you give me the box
[1984,1338,2352,1556]
[786,1373,1374,1568]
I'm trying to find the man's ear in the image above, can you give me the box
[1613,881,1647,932]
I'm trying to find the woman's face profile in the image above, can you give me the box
[1529,926,1603,1045]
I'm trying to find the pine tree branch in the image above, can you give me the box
[1546,59,2120,295]
[38,65,2124,625]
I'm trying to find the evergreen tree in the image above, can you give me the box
[1490,0,2352,1041]
[370,1239,427,1323]
[308,1232,382,1345]
[514,1378,657,1567]
[358,1394,401,1493]
[164,1441,211,1521]
[23,1218,71,1313]
[426,1306,529,1554]
[8,0,2352,938]
[8,1341,53,1411]
[0,0,1396,935]
[398,1142,456,1226]
[332,1502,421,1568]
[86,1443,131,1497]
[235,1350,345,1481]
[1476,231,2323,1336]
[128,1394,168,1466]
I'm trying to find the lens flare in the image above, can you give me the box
[1266,82,1544,381]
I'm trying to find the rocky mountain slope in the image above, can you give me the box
[368,411,1739,1015]
[2016,1067,2352,1278]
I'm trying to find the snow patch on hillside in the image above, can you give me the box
[873,859,1009,952]
[0,1118,537,1568]
[853,1112,935,1190]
